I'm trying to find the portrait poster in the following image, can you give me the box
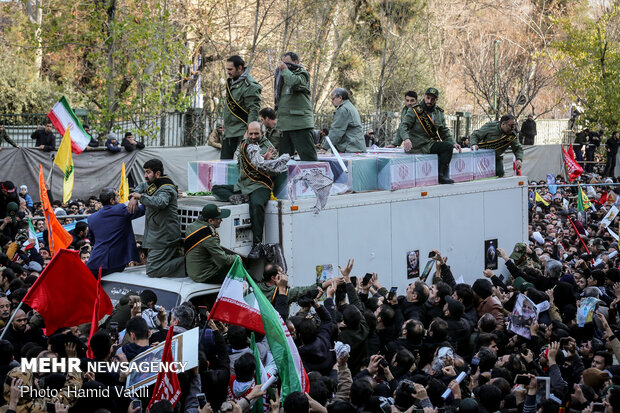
[485,239,498,270]
[508,293,539,339]
[406,250,420,279]
[316,264,334,285]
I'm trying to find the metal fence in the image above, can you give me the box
[0,110,571,148]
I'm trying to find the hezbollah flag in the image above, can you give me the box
[535,191,549,206]
[577,183,591,211]
[209,257,309,399]
[119,162,129,203]
[53,129,74,203]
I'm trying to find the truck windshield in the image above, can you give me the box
[101,281,181,310]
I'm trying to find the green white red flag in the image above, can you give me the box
[209,257,309,399]
[47,96,91,154]
[24,218,39,252]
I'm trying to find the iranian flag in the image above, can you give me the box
[209,257,309,399]
[23,218,40,252]
[47,96,91,154]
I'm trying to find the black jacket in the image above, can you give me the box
[446,317,472,356]
[31,129,56,151]
[299,304,335,376]
[399,297,426,323]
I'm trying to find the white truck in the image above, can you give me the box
[105,176,527,309]
[176,175,529,291]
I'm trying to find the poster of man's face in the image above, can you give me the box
[407,250,420,279]
[485,239,498,270]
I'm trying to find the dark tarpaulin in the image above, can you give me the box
[0,146,219,202]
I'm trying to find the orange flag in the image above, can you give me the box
[38,165,72,255]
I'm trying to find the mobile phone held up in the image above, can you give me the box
[197,393,207,409]
[387,287,397,301]
[515,375,530,385]
[362,273,373,286]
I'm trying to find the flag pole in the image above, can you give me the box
[0,302,23,340]
[47,154,55,192]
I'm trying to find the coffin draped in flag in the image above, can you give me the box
[209,257,309,399]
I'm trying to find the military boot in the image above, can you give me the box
[248,243,263,260]
[438,163,454,184]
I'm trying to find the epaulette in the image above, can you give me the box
[436,106,444,113]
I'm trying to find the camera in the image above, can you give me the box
[297,288,318,308]
[379,358,389,368]
[428,251,437,258]
[401,380,416,394]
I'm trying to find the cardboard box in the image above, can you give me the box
[414,154,439,187]
[449,152,474,183]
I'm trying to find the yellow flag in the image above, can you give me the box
[119,162,129,203]
[535,191,549,206]
[53,129,74,203]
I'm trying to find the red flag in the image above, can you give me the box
[38,165,72,255]
[86,268,104,359]
[568,143,576,160]
[562,146,583,182]
[147,326,182,410]
[22,249,113,335]
[599,191,608,206]
[568,217,594,265]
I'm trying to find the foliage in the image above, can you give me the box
[0,51,82,113]
[552,5,620,130]
[1,0,191,137]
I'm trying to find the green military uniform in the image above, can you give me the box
[257,280,316,305]
[469,121,524,177]
[0,128,17,148]
[212,136,289,245]
[401,103,455,157]
[185,217,236,283]
[323,99,366,153]
[275,65,318,161]
[265,127,282,150]
[392,106,410,146]
[135,177,185,277]
[401,88,456,183]
[223,69,262,159]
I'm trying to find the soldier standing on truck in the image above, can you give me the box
[128,158,185,278]
[222,55,262,160]
[470,114,524,178]
[185,204,238,283]
[274,52,318,161]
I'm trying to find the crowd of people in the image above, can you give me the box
[0,122,145,154]
[0,163,619,413]
[1,51,620,413]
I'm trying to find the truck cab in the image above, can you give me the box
[101,265,221,311]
